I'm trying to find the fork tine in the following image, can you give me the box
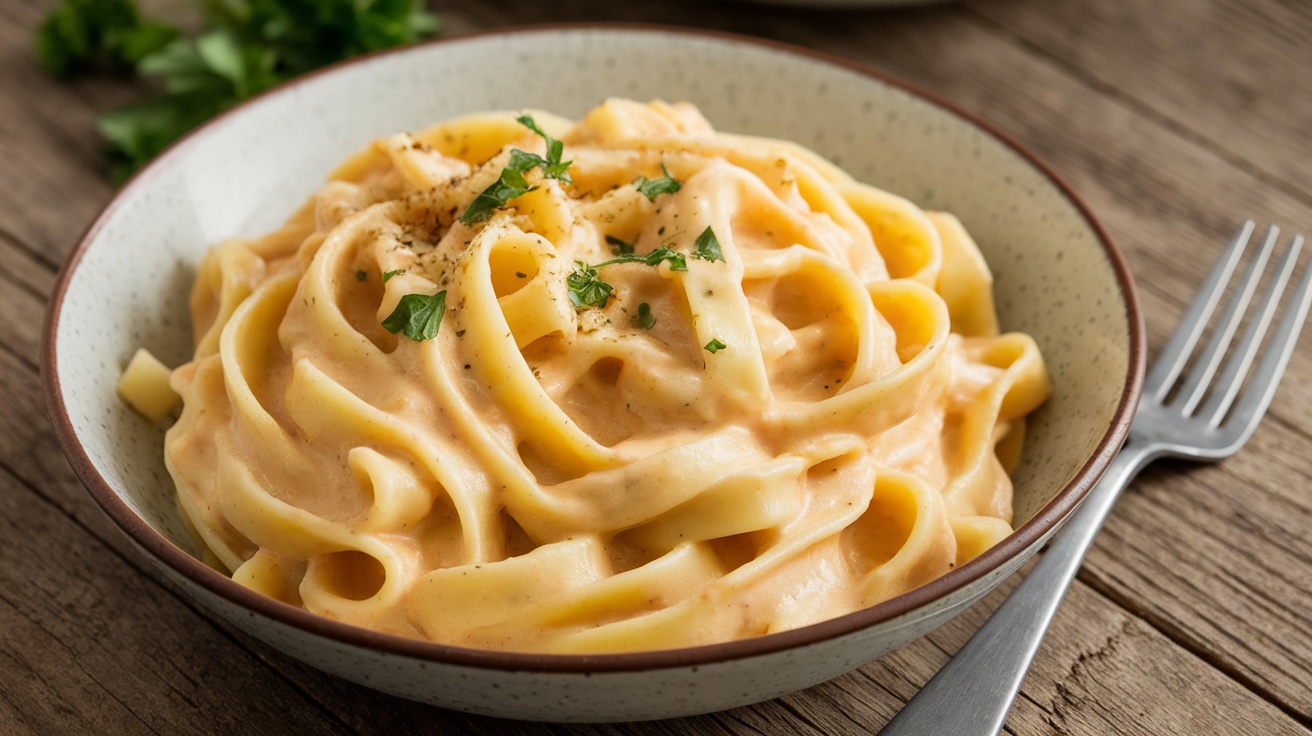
[1176,225,1280,415]
[1198,234,1305,427]
[1146,221,1258,402]
[1220,241,1312,444]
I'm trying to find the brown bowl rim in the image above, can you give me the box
[42,23,1145,674]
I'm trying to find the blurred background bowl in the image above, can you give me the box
[43,25,1143,722]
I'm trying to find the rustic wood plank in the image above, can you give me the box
[965,0,1312,202]
[0,465,360,735]
[0,229,56,299]
[0,239,51,373]
[1083,424,1312,723]
[1004,583,1309,736]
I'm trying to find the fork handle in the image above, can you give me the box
[878,439,1159,736]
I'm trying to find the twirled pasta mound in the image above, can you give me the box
[163,99,1050,653]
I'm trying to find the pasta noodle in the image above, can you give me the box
[156,99,1050,653]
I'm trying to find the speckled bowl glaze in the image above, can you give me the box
[43,26,1143,722]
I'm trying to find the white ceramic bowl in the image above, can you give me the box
[44,26,1143,722]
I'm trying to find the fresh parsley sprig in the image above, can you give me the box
[567,231,722,311]
[515,114,572,184]
[36,0,178,76]
[704,338,727,354]
[382,291,447,341]
[594,246,688,272]
[566,262,614,309]
[458,114,574,224]
[458,155,539,225]
[37,0,441,182]
[566,247,689,309]
[634,161,681,201]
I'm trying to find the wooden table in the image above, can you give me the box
[4,0,1311,733]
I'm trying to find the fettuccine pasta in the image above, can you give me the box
[154,99,1050,653]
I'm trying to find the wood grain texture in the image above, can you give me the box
[3,0,1311,733]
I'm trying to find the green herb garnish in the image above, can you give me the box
[640,245,687,272]
[606,235,637,255]
[704,338,727,354]
[634,161,681,201]
[693,226,725,262]
[38,0,440,182]
[515,114,572,184]
[382,291,447,341]
[458,117,579,224]
[632,302,656,330]
[566,262,614,309]
[459,160,538,224]
[569,245,690,312]
[594,246,687,272]
[36,0,178,76]
[382,269,405,283]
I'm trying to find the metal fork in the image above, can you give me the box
[879,222,1312,736]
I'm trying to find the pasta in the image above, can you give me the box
[158,99,1050,653]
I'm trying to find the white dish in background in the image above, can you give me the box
[44,25,1142,722]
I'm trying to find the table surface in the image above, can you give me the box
[4,0,1312,733]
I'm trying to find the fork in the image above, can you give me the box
[878,222,1312,736]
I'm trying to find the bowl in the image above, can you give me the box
[43,25,1143,722]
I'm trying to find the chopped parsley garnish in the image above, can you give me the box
[382,268,405,282]
[354,269,367,282]
[569,247,689,313]
[382,291,446,341]
[595,246,687,272]
[606,235,637,255]
[692,226,724,262]
[458,114,575,224]
[704,338,727,354]
[459,158,538,224]
[632,302,656,330]
[634,161,681,201]
[566,262,614,309]
[515,114,572,184]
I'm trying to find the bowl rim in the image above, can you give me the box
[41,22,1145,674]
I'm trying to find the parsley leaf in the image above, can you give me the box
[39,0,441,181]
[569,244,691,312]
[634,161,681,201]
[97,90,226,181]
[640,245,688,272]
[594,246,687,272]
[632,302,656,330]
[382,269,405,283]
[704,338,727,354]
[693,226,725,262]
[566,262,614,309]
[458,129,576,224]
[516,114,572,184]
[35,0,178,76]
[204,0,441,76]
[606,235,636,255]
[459,164,538,224]
[382,291,447,341]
